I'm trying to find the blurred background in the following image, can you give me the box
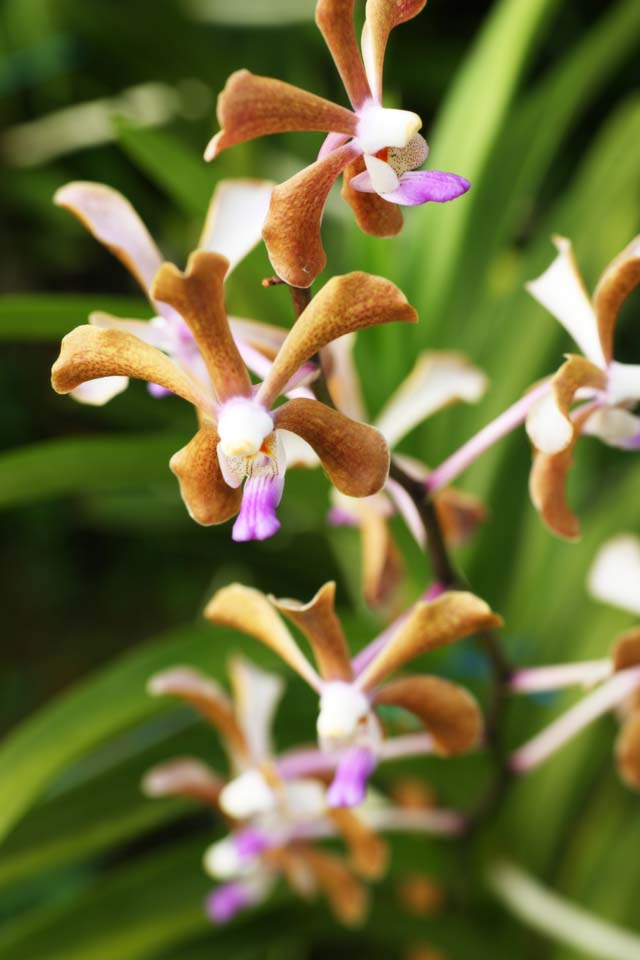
[1,0,639,956]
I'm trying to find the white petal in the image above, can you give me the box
[364,154,400,194]
[219,770,276,819]
[199,179,273,274]
[374,351,488,448]
[54,181,163,294]
[588,534,640,616]
[607,361,640,406]
[279,429,319,469]
[360,22,379,102]
[324,333,367,422]
[525,391,574,454]
[89,311,175,350]
[228,656,284,765]
[526,236,605,367]
[282,779,327,820]
[357,101,422,155]
[583,406,640,449]
[71,376,129,406]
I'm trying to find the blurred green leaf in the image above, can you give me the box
[184,0,315,26]
[0,294,148,341]
[0,434,184,509]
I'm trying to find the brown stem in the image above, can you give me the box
[288,284,312,320]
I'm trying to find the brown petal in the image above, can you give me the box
[205,70,357,159]
[374,675,482,754]
[147,667,248,760]
[342,156,403,237]
[54,181,163,295]
[593,235,640,364]
[329,808,389,878]
[289,846,368,926]
[261,144,360,288]
[258,271,417,407]
[360,507,405,608]
[615,709,640,790]
[270,581,353,681]
[315,0,371,108]
[529,444,581,541]
[358,591,502,691]
[363,0,427,98]
[554,354,607,425]
[612,629,640,672]
[275,398,390,497]
[204,583,321,689]
[169,423,242,526]
[435,487,487,548]
[142,757,223,807]
[151,251,251,403]
[51,325,208,409]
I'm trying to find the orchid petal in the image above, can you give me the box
[375,351,488,448]
[529,426,584,542]
[582,406,640,449]
[205,584,322,691]
[198,179,273,273]
[88,311,175,350]
[526,355,606,455]
[271,581,353,681]
[148,667,248,761]
[257,272,417,408]
[54,181,163,297]
[228,317,288,362]
[361,0,427,101]
[232,469,284,542]
[380,170,470,206]
[375,675,483,754]
[593,235,640,364]
[170,424,243,526]
[205,70,357,160]
[152,251,252,403]
[616,710,640,790]
[364,154,400,194]
[142,757,223,806]
[606,361,640,406]
[279,429,320,468]
[588,535,640,617]
[360,506,405,608]
[70,376,129,406]
[262,143,360,288]
[329,804,388,877]
[275,398,389,498]
[526,236,605,367]
[327,748,378,810]
[318,131,351,159]
[288,847,368,926]
[435,486,487,548]
[357,591,502,691]
[343,156,403,237]
[323,333,367,422]
[316,0,371,108]
[206,880,266,924]
[612,629,640,672]
[51,325,209,410]
[228,655,284,765]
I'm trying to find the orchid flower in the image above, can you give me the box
[143,656,459,925]
[52,265,416,540]
[524,234,640,539]
[510,536,640,789]
[54,178,284,406]
[326,338,488,605]
[205,581,501,807]
[205,0,470,287]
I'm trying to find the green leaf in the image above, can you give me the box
[184,0,315,26]
[116,121,214,217]
[0,294,148,341]
[0,434,185,509]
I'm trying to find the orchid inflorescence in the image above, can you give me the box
[49,0,640,937]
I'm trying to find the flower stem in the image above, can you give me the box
[426,380,551,494]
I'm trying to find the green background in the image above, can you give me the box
[1,0,639,956]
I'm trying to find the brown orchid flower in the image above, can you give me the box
[52,264,416,540]
[206,0,470,287]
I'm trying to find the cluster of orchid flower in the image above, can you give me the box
[50,0,640,933]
